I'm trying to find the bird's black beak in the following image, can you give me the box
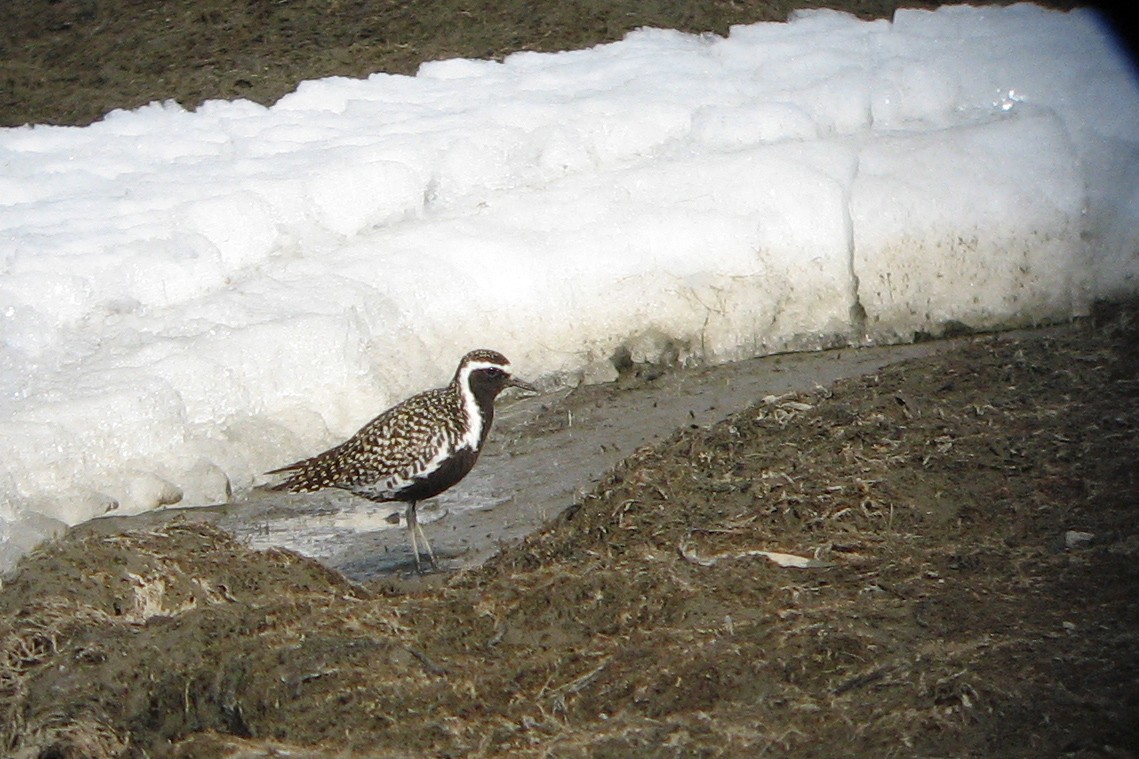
[507,376,538,394]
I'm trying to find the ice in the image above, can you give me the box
[852,109,1086,338]
[2,5,1138,572]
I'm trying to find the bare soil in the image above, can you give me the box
[2,1,1138,757]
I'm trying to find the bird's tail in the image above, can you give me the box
[264,456,332,493]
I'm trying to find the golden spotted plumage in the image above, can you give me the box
[267,349,536,571]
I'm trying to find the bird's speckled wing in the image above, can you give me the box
[269,387,464,500]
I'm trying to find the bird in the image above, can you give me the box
[266,349,536,571]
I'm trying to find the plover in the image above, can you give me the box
[267,349,536,571]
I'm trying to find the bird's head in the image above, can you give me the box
[455,349,537,401]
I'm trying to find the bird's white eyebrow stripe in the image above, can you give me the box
[461,360,511,375]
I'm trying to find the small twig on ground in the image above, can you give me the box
[678,539,835,568]
[406,647,448,676]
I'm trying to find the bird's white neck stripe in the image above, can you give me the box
[457,360,509,449]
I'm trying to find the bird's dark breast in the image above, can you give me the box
[390,446,480,503]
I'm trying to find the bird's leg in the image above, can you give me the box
[407,501,421,571]
[416,520,438,571]
[407,502,438,572]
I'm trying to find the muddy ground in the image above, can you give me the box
[3,0,1139,757]
[69,338,960,584]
